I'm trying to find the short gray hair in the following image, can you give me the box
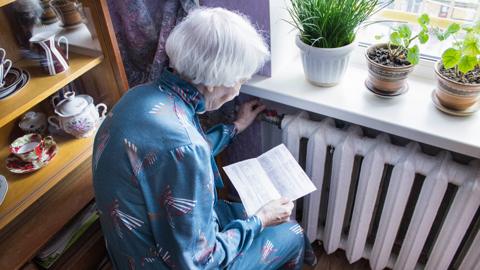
[165,7,270,87]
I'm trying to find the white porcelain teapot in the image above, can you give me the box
[48,91,107,138]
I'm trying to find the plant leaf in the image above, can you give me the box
[390,32,402,46]
[374,34,384,40]
[407,45,419,65]
[452,41,463,49]
[474,21,480,33]
[419,31,429,44]
[445,23,461,35]
[397,24,412,39]
[433,27,446,41]
[442,48,461,69]
[418,13,430,25]
[458,55,477,74]
[463,34,480,56]
[463,25,474,33]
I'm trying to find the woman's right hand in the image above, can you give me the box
[255,197,294,228]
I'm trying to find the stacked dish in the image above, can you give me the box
[0,67,30,99]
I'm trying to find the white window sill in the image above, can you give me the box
[242,49,480,159]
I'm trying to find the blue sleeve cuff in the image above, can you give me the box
[246,215,263,235]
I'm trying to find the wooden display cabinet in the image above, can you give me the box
[0,0,128,269]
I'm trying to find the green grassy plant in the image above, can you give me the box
[288,0,392,48]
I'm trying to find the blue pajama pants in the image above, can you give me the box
[215,201,316,270]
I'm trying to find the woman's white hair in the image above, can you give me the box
[165,7,270,87]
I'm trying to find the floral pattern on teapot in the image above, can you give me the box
[48,91,107,138]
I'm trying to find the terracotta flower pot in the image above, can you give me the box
[434,61,480,111]
[365,43,415,94]
[40,0,58,25]
[50,0,83,26]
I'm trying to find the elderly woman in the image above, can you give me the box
[93,7,315,270]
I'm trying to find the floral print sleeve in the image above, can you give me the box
[205,123,237,156]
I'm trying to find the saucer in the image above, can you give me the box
[0,69,29,100]
[6,139,58,174]
[365,80,409,98]
[0,67,22,92]
[431,90,480,117]
[0,175,7,206]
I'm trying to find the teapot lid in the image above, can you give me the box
[55,92,88,116]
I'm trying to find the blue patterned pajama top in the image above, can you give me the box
[92,69,315,270]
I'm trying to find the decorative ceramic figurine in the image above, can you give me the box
[48,91,107,138]
[6,133,58,174]
[40,0,58,25]
[50,0,84,27]
[19,111,47,134]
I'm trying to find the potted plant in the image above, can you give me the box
[288,0,390,87]
[432,21,480,112]
[365,14,431,96]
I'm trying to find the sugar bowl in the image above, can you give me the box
[48,91,107,138]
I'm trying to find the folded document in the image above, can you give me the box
[223,144,317,216]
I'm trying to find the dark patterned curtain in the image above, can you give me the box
[106,0,198,86]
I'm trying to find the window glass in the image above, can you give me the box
[358,0,480,59]
[392,0,479,22]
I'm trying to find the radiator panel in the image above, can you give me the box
[280,113,480,270]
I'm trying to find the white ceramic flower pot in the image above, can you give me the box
[296,35,356,87]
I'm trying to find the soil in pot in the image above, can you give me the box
[365,43,414,95]
[367,47,411,67]
[434,62,480,113]
[439,65,480,84]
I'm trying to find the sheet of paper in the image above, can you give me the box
[223,144,317,216]
[223,158,281,215]
[258,144,317,201]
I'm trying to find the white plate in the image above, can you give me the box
[0,175,7,206]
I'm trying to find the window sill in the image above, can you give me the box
[242,54,480,159]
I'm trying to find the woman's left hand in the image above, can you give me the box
[233,99,266,134]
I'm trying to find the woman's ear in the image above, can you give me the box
[206,86,215,93]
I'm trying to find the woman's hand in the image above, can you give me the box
[255,197,294,228]
[233,99,266,134]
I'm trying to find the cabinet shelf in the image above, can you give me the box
[0,136,94,230]
[0,53,103,128]
[0,0,15,8]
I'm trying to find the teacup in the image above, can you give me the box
[0,59,12,88]
[19,112,48,134]
[0,48,5,63]
[9,134,53,162]
[0,48,12,87]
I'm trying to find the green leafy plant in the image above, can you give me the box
[379,14,431,65]
[435,21,480,79]
[288,0,392,48]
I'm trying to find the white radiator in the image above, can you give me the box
[280,112,480,270]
